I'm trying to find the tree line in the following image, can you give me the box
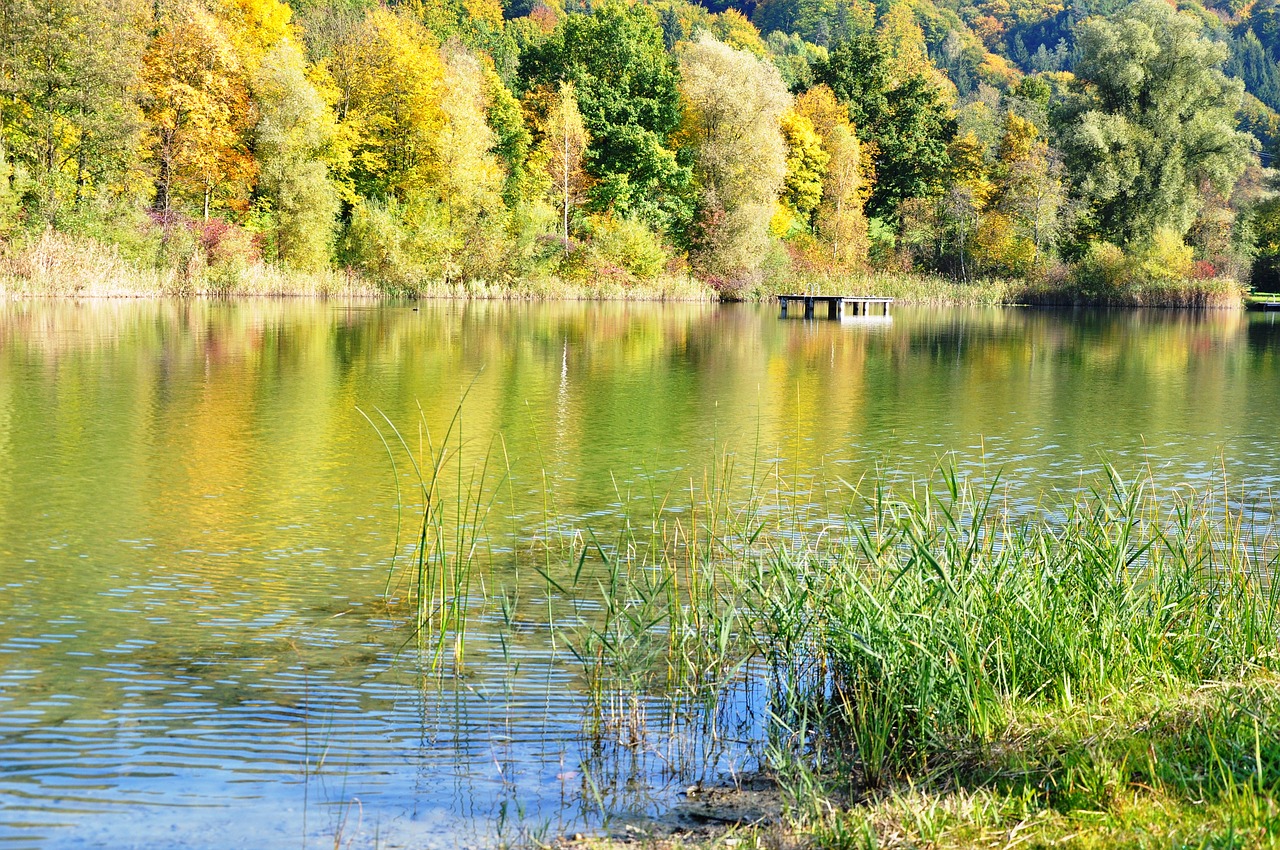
[0,0,1274,293]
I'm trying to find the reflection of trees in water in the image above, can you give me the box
[0,300,1274,545]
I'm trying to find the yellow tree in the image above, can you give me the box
[328,7,445,202]
[678,35,790,276]
[874,3,956,99]
[710,9,767,56]
[979,111,1064,274]
[794,85,847,142]
[534,81,590,249]
[215,0,296,74]
[778,110,827,229]
[875,2,930,84]
[939,130,993,279]
[436,43,507,278]
[817,123,867,266]
[796,84,869,266]
[141,4,253,218]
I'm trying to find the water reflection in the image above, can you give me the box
[0,300,1276,848]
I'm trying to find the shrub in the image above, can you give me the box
[1133,226,1194,281]
[342,199,450,294]
[973,212,1037,278]
[1192,259,1217,280]
[1071,240,1128,290]
[193,219,258,293]
[1070,231,1193,290]
[588,216,669,280]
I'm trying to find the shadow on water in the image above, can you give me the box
[1249,310,1280,353]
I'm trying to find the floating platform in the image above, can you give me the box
[777,294,893,320]
[1250,300,1280,312]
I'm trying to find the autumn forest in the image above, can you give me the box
[2,0,1279,298]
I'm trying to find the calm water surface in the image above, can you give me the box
[1,300,1278,848]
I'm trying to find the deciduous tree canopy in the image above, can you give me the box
[0,0,1272,293]
[1060,0,1254,244]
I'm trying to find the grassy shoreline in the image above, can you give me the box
[523,468,1280,849]
[0,231,1251,307]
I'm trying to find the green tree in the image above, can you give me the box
[518,4,693,233]
[482,68,531,207]
[251,39,342,269]
[1247,194,1280,290]
[752,0,873,46]
[679,36,790,275]
[1059,0,1254,245]
[814,34,956,219]
[0,0,142,222]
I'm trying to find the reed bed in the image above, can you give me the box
[1018,275,1247,308]
[364,409,1280,845]
[772,269,1248,308]
[4,230,1245,306]
[745,470,1279,781]
[557,468,1280,847]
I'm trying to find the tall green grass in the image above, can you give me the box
[362,401,1280,832]
[738,469,1280,787]
[361,394,512,675]
[531,463,1280,798]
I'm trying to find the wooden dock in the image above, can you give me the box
[777,294,893,320]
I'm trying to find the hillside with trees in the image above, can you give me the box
[0,0,1277,299]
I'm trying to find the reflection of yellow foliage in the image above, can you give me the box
[0,298,1256,582]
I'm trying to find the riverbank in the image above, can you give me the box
[536,470,1280,850]
[563,673,1280,848]
[0,230,718,301]
[773,269,1248,308]
[0,231,1251,307]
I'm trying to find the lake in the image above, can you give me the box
[1,299,1278,848]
